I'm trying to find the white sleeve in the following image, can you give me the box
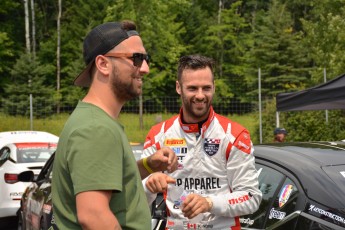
[211,141,262,217]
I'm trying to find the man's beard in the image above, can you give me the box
[180,91,212,122]
[110,66,141,101]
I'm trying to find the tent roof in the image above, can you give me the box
[276,73,345,112]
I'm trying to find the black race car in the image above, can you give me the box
[17,142,345,230]
[241,142,345,230]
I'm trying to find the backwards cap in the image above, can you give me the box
[74,21,139,87]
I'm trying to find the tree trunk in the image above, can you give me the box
[30,0,36,57]
[24,0,31,54]
[56,0,62,114]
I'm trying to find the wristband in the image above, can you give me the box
[205,197,213,211]
[143,157,154,174]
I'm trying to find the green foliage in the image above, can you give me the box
[104,0,188,105]
[0,32,14,75]
[1,0,345,124]
[301,2,345,84]
[258,99,345,143]
[3,53,55,118]
[246,0,312,102]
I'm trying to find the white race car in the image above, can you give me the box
[0,131,58,223]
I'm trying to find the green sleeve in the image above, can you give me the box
[67,124,123,195]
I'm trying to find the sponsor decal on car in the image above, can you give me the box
[10,192,23,197]
[309,204,345,224]
[269,208,286,220]
[278,184,293,207]
[240,217,254,225]
[15,142,57,149]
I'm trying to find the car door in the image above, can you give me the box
[21,153,55,230]
[241,161,304,230]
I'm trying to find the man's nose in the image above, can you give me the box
[140,60,150,74]
[195,89,205,99]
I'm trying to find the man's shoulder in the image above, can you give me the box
[214,113,247,133]
[150,115,179,133]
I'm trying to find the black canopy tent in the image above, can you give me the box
[275,73,345,126]
[277,73,345,112]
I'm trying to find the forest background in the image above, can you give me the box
[1,0,345,143]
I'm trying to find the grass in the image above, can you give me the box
[0,112,258,143]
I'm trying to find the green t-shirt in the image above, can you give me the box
[52,101,151,229]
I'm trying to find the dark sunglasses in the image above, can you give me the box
[104,52,150,67]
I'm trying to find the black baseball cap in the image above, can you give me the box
[274,127,287,135]
[74,21,139,87]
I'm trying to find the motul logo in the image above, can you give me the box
[228,194,250,205]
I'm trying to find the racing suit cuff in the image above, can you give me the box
[142,176,157,205]
[210,195,227,216]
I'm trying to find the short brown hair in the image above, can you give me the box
[177,55,215,82]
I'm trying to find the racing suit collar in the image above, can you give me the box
[178,106,215,135]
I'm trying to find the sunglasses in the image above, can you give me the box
[104,52,150,67]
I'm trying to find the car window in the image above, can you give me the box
[36,153,55,182]
[17,146,56,163]
[241,164,285,228]
[266,177,299,229]
[0,147,11,166]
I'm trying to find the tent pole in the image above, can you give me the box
[258,68,262,144]
[324,68,329,124]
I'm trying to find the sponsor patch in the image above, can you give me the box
[203,138,220,156]
[229,193,251,205]
[278,184,293,207]
[171,147,188,154]
[167,220,175,227]
[164,138,186,146]
[235,132,251,154]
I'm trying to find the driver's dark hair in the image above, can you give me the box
[177,54,215,82]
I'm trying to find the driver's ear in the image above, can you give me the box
[176,81,181,95]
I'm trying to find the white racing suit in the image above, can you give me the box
[142,107,262,230]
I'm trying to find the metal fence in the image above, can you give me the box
[0,95,257,118]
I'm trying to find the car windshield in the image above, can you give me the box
[15,143,57,163]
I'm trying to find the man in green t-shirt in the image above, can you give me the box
[52,20,177,230]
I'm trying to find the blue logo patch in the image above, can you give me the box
[172,147,188,154]
[203,138,220,156]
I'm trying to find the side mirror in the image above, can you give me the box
[17,171,34,182]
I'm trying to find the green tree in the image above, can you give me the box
[105,0,188,110]
[246,0,311,102]
[0,1,23,93]
[301,0,345,84]
[3,53,55,117]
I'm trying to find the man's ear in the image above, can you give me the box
[95,55,111,76]
[176,80,182,95]
[213,80,216,93]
